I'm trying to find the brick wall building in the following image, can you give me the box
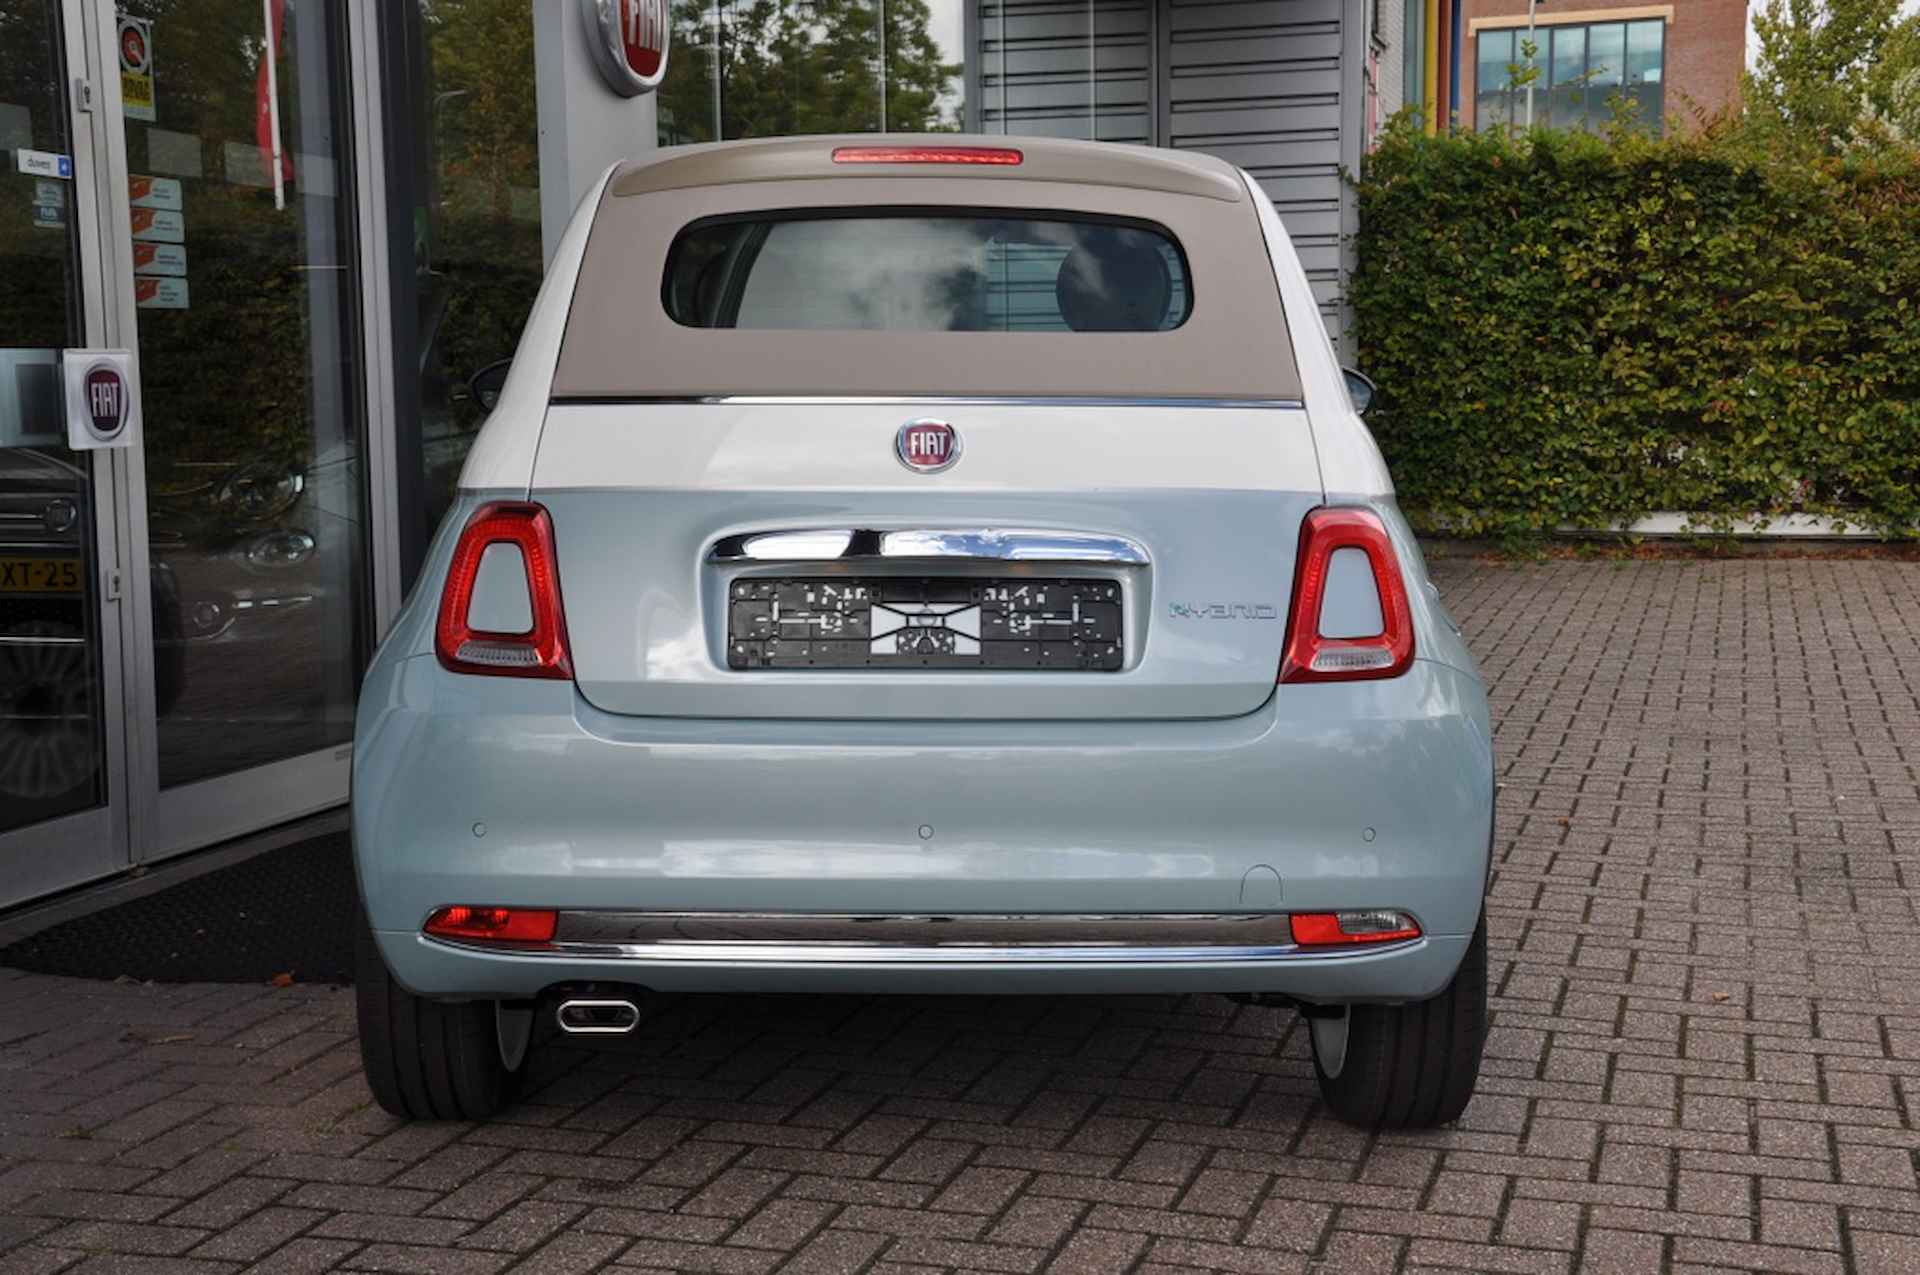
[1457,1,1748,132]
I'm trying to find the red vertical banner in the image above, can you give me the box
[254,0,293,186]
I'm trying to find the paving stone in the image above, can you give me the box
[450,1203,581,1254]
[0,1246,84,1275]
[4,560,1920,1275]
[1579,1227,1667,1274]
[608,1238,776,1274]
[875,1236,1045,1274]
[308,1216,473,1248]
[38,1222,209,1258]
[497,1233,625,1275]
[768,1229,887,1275]
[184,1208,324,1264]
[1498,1197,1582,1250]
[21,1193,175,1225]
[983,1196,1083,1249]
[1853,1231,1920,1275]
[335,1243,510,1275]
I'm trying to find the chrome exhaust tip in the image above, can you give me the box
[555,998,640,1035]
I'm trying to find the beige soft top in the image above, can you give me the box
[608,134,1249,204]
[554,134,1302,401]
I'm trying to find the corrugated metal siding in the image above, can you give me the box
[977,2,1155,143]
[1165,0,1350,333]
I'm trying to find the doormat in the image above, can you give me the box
[0,832,356,985]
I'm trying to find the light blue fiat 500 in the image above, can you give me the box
[352,136,1494,1129]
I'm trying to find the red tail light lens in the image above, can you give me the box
[423,906,557,944]
[1279,508,1415,684]
[831,145,1023,166]
[435,502,573,679]
[1290,911,1422,946]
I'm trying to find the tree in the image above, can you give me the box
[657,0,960,144]
[420,0,541,220]
[1747,0,1920,147]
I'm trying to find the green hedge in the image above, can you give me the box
[1352,121,1920,538]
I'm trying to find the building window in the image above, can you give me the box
[1475,18,1664,133]
[656,0,967,145]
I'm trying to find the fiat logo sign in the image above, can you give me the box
[84,365,131,441]
[119,22,149,73]
[581,0,670,97]
[896,419,960,473]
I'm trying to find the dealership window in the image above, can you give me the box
[654,1,1150,147]
[380,1,544,586]
[1475,18,1664,133]
[656,0,968,144]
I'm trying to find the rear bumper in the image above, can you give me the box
[399,923,1469,999]
[353,654,1492,1000]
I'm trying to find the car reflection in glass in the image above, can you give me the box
[0,449,110,824]
[143,438,358,789]
[0,438,357,807]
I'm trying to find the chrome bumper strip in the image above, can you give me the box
[419,912,1418,965]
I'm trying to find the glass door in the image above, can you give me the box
[0,0,130,902]
[99,0,370,858]
[1,0,371,906]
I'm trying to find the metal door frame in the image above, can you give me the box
[0,0,133,905]
[91,0,394,864]
[87,0,398,878]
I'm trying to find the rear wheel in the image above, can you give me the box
[355,911,525,1120]
[1309,916,1487,1129]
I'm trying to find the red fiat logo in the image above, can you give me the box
[896,419,959,473]
[619,0,667,78]
[85,366,129,439]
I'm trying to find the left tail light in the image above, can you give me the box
[1279,507,1415,684]
[435,502,573,679]
[423,906,557,944]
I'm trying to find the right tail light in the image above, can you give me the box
[1279,507,1415,684]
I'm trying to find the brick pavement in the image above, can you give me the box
[3,559,1919,1274]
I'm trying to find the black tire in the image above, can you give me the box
[355,911,523,1120]
[1311,915,1488,1129]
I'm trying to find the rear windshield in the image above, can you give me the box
[663,212,1191,333]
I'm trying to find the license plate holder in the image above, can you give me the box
[0,556,82,594]
[727,576,1123,671]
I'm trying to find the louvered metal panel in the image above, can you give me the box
[976,1,1155,145]
[1166,0,1356,347]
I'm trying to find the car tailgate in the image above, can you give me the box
[530,400,1324,720]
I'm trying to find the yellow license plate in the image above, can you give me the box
[0,557,81,593]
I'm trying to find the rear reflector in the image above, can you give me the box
[1279,508,1415,684]
[423,906,557,944]
[831,145,1023,166]
[1290,911,1422,946]
[436,502,573,679]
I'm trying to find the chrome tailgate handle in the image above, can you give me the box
[881,529,1148,564]
[711,527,1148,565]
